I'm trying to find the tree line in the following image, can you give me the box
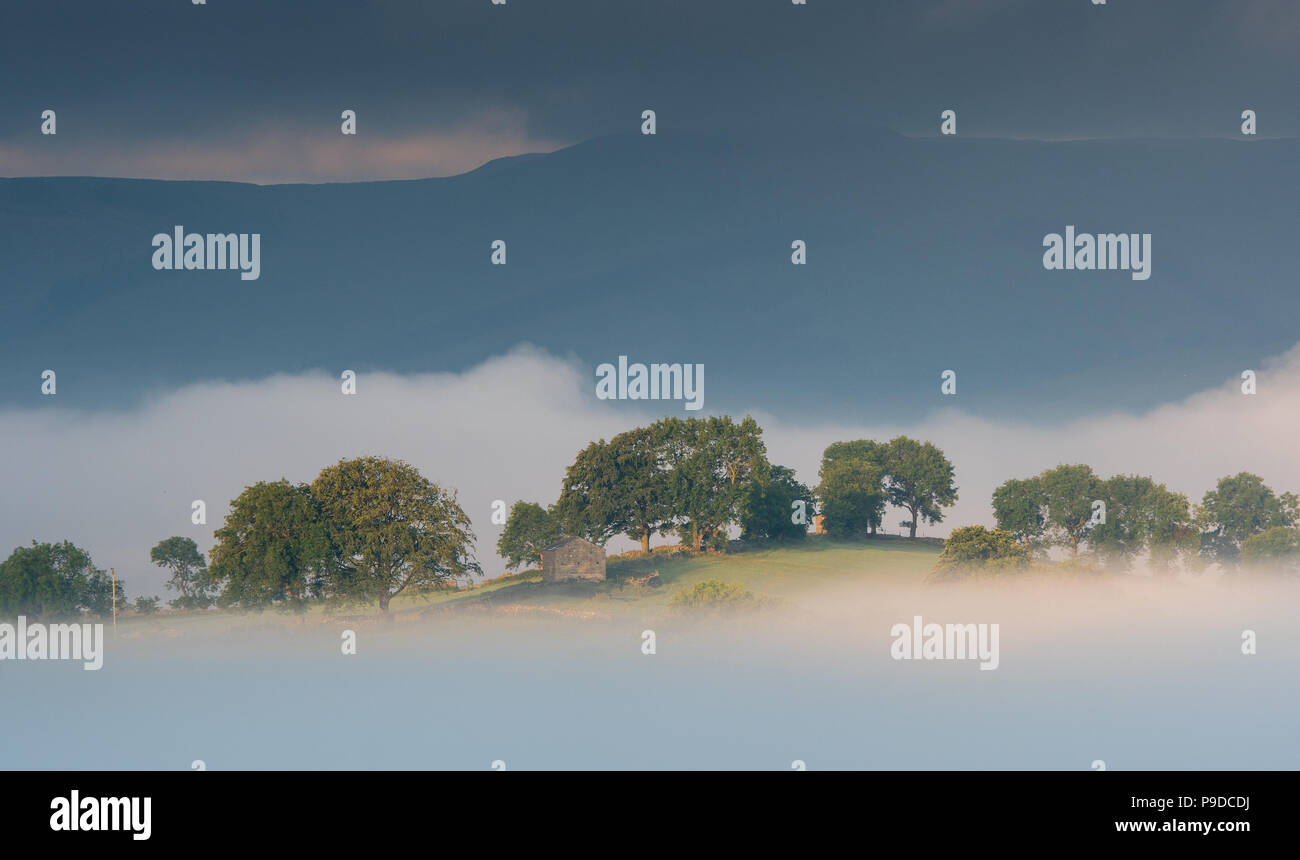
[937,466,1300,575]
[6,421,1295,620]
[0,455,479,620]
[498,416,959,569]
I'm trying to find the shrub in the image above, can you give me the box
[931,525,1029,581]
[668,579,766,612]
[1240,526,1300,574]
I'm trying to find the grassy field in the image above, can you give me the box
[105,536,944,634]
[388,535,943,618]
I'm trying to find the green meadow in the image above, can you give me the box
[389,536,942,619]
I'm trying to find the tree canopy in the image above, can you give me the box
[1240,526,1300,574]
[741,464,813,542]
[0,541,120,620]
[881,436,958,538]
[497,501,563,571]
[557,423,673,551]
[816,453,885,538]
[311,457,479,615]
[1195,472,1300,562]
[558,415,768,552]
[150,536,211,609]
[208,480,333,611]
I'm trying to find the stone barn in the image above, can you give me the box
[541,536,606,583]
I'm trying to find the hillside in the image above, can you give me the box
[392,536,943,621]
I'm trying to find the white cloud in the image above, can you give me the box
[3,343,1299,597]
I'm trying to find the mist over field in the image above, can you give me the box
[3,569,1295,770]
[2,342,1299,597]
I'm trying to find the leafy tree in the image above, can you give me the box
[820,440,888,535]
[1089,475,1193,570]
[1240,526,1300,573]
[497,501,563,570]
[932,525,1028,577]
[82,565,124,617]
[1039,464,1105,556]
[882,436,957,539]
[741,465,812,542]
[134,596,160,615]
[821,439,888,470]
[993,465,1102,557]
[663,416,768,550]
[150,536,211,609]
[0,541,119,620]
[311,457,479,615]
[991,477,1045,546]
[557,424,673,551]
[558,416,769,553]
[816,452,885,538]
[208,480,333,611]
[1195,472,1299,562]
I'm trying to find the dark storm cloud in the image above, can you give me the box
[0,0,1296,180]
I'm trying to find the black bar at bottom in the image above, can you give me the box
[5,770,1281,848]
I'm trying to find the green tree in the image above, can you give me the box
[557,424,673,551]
[82,564,124,617]
[991,477,1045,546]
[741,465,813,542]
[816,450,885,538]
[663,416,769,550]
[150,536,211,609]
[134,596,161,615]
[1240,526,1300,574]
[1195,472,1300,562]
[208,480,333,611]
[882,436,958,539]
[311,457,479,616]
[0,541,119,620]
[1089,475,1193,570]
[820,440,888,535]
[497,501,563,571]
[932,525,1028,578]
[993,465,1102,557]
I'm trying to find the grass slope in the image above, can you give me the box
[396,536,942,618]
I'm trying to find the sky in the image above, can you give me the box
[1,0,1298,182]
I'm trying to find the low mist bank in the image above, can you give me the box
[3,570,1295,770]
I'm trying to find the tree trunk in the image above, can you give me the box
[378,591,392,619]
[641,529,651,553]
[909,508,919,539]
